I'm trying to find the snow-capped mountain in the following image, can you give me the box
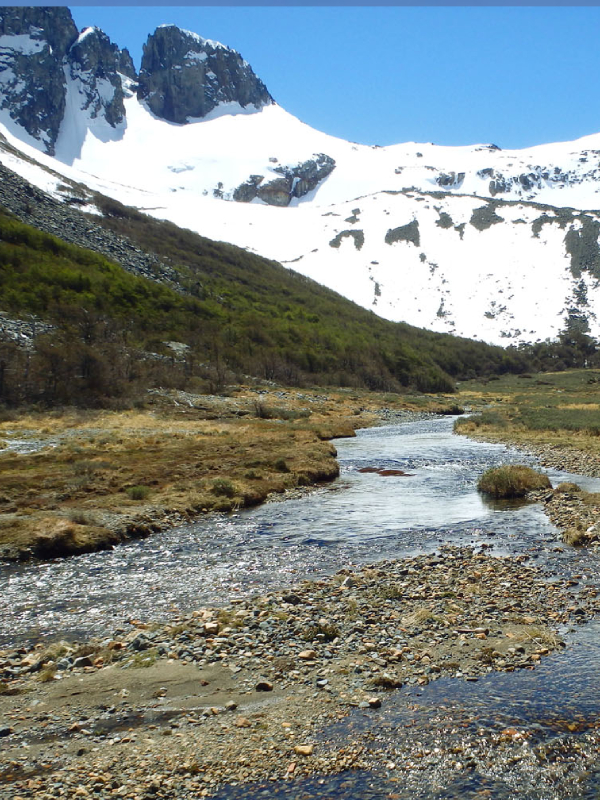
[1,7,599,346]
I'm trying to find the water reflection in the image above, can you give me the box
[1,416,599,645]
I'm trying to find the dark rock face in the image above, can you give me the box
[118,48,137,80]
[385,220,420,247]
[233,154,335,206]
[0,7,78,154]
[138,25,273,123]
[0,8,135,154]
[67,27,130,128]
[436,171,465,188]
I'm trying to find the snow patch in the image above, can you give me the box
[185,50,207,62]
[0,33,45,56]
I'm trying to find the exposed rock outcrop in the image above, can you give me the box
[233,154,335,206]
[137,25,272,123]
[0,7,78,153]
[436,171,465,188]
[0,8,135,154]
[67,27,132,128]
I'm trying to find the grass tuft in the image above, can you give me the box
[126,485,151,501]
[477,465,551,498]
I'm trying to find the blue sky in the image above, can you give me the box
[71,6,600,150]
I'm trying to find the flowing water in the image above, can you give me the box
[2,416,600,798]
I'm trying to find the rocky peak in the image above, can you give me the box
[0,8,135,154]
[67,27,135,128]
[0,7,78,58]
[137,25,273,124]
[0,7,78,153]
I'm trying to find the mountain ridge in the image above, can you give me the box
[0,7,599,348]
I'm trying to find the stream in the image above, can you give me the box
[2,415,600,798]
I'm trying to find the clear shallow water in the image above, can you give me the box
[3,415,600,799]
[1,416,599,645]
[216,621,600,800]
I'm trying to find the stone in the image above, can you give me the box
[294,744,314,756]
[255,680,273,692]
[203,621,220,635]
[298,650,317,661]
[73,656,94,669]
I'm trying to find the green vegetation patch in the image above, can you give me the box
[0,201,534,407]
[564,216,600,280]
[517,407,600,434]
[126,485,151,501]
[477,465,551,498]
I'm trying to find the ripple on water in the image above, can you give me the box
[3,417,600,799]
[1,417,599,647]
[215,623,600,800]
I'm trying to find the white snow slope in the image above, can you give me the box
[1,69,600,346]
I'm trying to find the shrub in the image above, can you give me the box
[126,485,151,501]
[211,478,235,497]
[454,410,507,432]
[273,458,290,473]
[68,511,99,525]
[563,527,590,547]
[477,465,551,498]
[554,482,581,494]
[301,622,340,642]
[378,584,404,600]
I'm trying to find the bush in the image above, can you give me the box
[301,622,340,642]
[554,482,581,494]
[563,527,590,547]
[126,485,151,501]
[211,478,235,497]
[477,465,551,498]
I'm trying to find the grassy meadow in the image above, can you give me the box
[455,369,600,455]
[0,386,460,561]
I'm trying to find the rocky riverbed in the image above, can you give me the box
[1,546,598,799]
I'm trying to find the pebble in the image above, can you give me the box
[1,546,599,799]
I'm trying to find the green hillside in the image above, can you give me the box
[0,203,529,406]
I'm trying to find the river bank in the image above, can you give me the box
[0,387,456,562]
[2,546,598,800]
[455,369,600,549]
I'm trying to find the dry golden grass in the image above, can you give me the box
[456,369,600,458]
[0,386,456,560]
